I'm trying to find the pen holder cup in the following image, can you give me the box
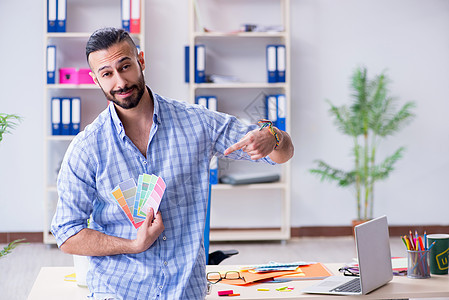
[407,250,431,279]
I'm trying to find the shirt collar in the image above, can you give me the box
[109,86,160,137]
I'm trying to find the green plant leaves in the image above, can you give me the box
[0,113,22,143]
[0,239,27,258]
[309,66,415,220]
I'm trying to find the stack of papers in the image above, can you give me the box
[217,262,333,286]
[111,174,166,229]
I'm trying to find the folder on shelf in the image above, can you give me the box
[130,0,141,33]
[70,97,81,135]
[56,0,66,32]
[46,45,56,84]
[185,46,190,83]
[195,95,217,111]
[266,94,277,125]
[195,95,219,184]
[195,44,206,83]
[276,45,286,82]
[47,0,57,32]
[207,96,217,112]
[51,97,61,135]
[266,45,277,83]
[121,0,131,32]
[276,94,286,131]
[195,96,207,107]
[61,98,71,135]
[210,156,218,185]
[207,96,218,184]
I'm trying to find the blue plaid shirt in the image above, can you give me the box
[51,89,274,299]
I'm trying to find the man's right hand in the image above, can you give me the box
[133,208,165,253]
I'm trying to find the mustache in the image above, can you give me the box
[111,86,135,95]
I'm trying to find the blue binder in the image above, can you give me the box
[207,96,217,112]
[266,94,277,125]
[61,98,71,135]
[51,98,61,135]
[56,0,66,32]
[266,45,277,83]
[209,156,218,185]
[70,97,81,135]
[276,45,286,83]
[195,45,206,83]
[47,0,57,32]
[207,96,218,184]
[276,94,286,131]
[195,95,208,107]
[46,45,56,84]
[185,46,190,83]
[121,0,131,32]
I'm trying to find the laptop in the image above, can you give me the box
[301,215,393,295]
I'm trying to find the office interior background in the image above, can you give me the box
[0,0,448,239]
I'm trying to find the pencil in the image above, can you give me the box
[401,236,408,249]
[424,231,427,250]
[404,235,412,250]
[409,231,415,250]
[418,236,424,251]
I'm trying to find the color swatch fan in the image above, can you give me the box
[111,174,166,229]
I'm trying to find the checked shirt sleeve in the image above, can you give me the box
[51,137,97,247]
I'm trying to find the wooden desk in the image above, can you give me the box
[28,265,449,300]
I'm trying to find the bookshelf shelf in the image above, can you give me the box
[42,0,145,244]
[193,31,287,39]
[188,0,291,241]
[212,182,287,191]
[46,84,98,89]
[193,82,287,89]
[46,32,142,39]
[45,135,75,141]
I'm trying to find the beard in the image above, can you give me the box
[100,71,146,110]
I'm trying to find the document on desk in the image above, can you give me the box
[217,263,332,286]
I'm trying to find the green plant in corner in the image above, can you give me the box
[0,113,21,143]
[0,112,24,257]
[0,239,27,258]
[310,66,416,221]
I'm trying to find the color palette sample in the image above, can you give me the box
[111,174,166,229]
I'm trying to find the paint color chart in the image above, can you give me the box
[111,174,166,229]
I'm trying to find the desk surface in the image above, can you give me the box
[28,264,449,300]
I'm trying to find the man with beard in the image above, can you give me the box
[51,27,294,300]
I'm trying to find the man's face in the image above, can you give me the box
[88,41,146,109]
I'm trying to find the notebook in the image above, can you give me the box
[301,215,393,295]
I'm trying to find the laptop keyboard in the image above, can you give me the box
[330,278,361,293]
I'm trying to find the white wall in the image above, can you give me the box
[0,0,448,232]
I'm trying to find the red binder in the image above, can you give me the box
[130,0,140,33]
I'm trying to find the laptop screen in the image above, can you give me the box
[355,216,393,294]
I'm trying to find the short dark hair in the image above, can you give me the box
[86,27,137,62]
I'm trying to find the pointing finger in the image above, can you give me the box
[224,138,249,156]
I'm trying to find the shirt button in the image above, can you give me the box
[143,161,147,164]
[164,261,168,266]
[162,236,167,241]
[159,285,163,290]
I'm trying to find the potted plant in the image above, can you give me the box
[0,113,26,256]
[0,239,26,259]
[0,113,21,143]
[310,66,415,223]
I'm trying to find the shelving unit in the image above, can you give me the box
[42,0,145,244]
[187,0,291,241]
